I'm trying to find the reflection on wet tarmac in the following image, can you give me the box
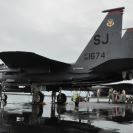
[0,95,133,133]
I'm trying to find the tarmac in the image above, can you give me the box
[0,94,133,133]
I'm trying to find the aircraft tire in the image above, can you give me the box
[57,93,67,105]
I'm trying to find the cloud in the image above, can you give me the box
[0,0,132,63]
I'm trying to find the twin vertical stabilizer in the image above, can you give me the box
[75,7,124,72]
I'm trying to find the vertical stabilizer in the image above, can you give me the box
[121,28,133,57]
[75,7,124,71]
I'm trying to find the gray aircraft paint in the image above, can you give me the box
[120,28,133,58]
[0,7,128,87]
[75,8,124,72]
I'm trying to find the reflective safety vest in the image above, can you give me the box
[72,94,79,102]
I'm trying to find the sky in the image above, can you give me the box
[0,0,133,63]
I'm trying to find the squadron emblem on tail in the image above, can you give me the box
[106,19,114,27]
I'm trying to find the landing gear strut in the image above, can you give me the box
[51,91,56,117]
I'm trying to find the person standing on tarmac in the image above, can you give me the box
[85,91,90,102]
[72,91,80,107]
[112,90,116,103]
[97,89,100,103]
[121,89,126,103]
[108,88,113,104]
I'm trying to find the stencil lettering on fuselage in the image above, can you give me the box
[94,33,109,45]
[84,52,105,60]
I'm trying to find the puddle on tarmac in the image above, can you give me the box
[0,95,133,133]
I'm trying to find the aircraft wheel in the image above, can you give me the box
[57,93,67,105]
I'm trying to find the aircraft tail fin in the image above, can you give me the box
[121,28,133,57]
[75,7,124,71]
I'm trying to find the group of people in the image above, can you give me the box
[96,88,128,104]
[108,88,126,104]
[72,88,132,107]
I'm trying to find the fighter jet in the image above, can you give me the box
[2,7,133,104]
[0,7,125,86]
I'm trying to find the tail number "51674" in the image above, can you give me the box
[84,52,105,60]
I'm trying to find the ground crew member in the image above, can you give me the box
[85,91,90,102]
[115,90,119,103]
[112,90,116,103]
[108,88,113,104]
[116,91,121,103]
[72,91,80,107]
[1,93,8,107]
[121,89,126,103]
[2,93,7,103]
[97,89,100,103]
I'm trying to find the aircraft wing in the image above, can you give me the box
[0,51,70,68]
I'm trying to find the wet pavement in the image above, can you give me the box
[0,94,133,133]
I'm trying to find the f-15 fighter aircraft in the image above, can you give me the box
[1,7,133,104]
